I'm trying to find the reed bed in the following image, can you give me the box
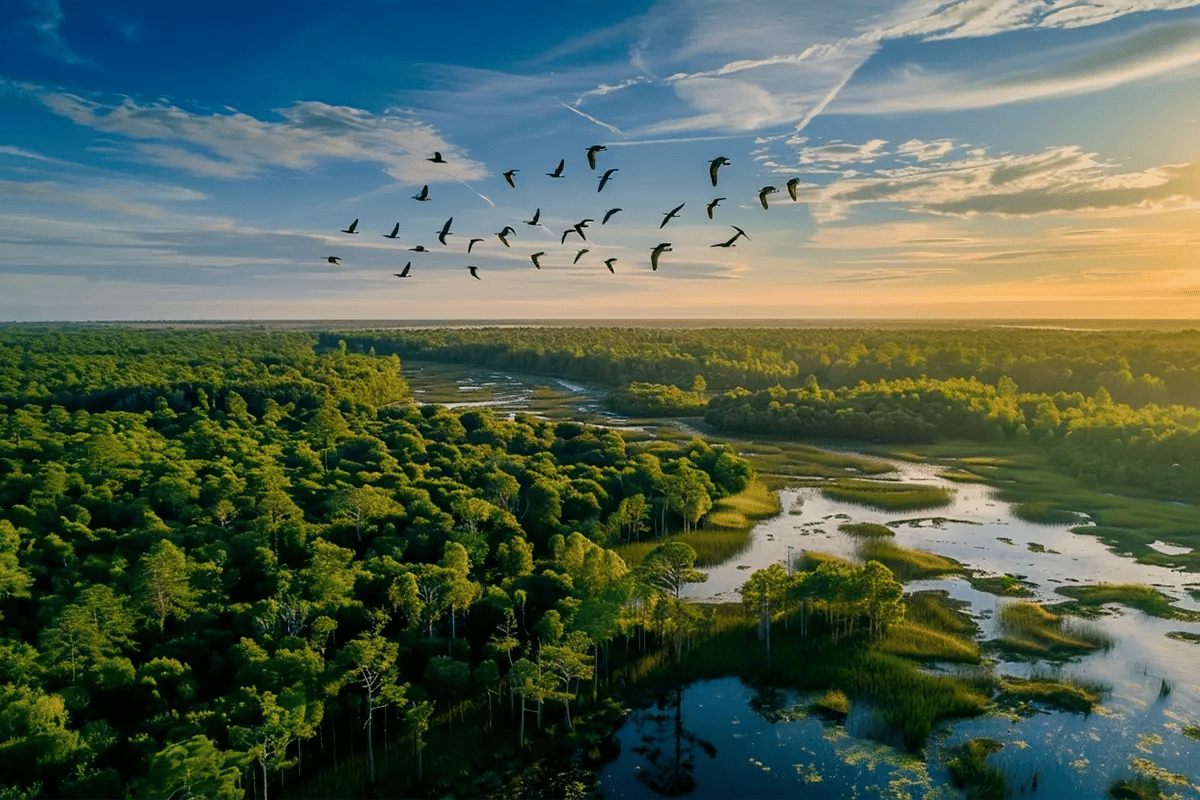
[996,602,1115,656]
[821,479,954,511]
[856,540,965,581]
[838,522,895,538]
[1055,583,1200,621]
[877,623,981,664]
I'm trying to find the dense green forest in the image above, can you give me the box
[0,329,761,798]
[328,327,1200,406]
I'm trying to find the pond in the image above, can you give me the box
[402,360,1200,797]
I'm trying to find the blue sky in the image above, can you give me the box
[2,0,1199,320]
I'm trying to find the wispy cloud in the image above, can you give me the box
[556,100,623,133]
[877,0,1200,41]
[21,0,86,64]
[824,266,958,283]
[33,90,486,183]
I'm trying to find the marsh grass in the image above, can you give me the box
[996,668,1109,714]
[996,602,1115,656]
[1166,631,1200,645]
[944,737,1007,800]
[939,469,986,483]
[904,590,978,637]
[838,522,895,538]
[1054,583,1200,621]
[614,479,779,567]
[967,573,1036,597]
[812,688,850,717]
[1110,775,1169,799]
[877,623,981,663]
[797,550,856,571]
[1012,501,1081,525]
[856,540,965,581]
[821,479,954,511]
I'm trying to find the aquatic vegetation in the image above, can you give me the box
[1182,726,1200,741]
[856,541,965,581]
[967,572,1036,597]
[995,602,1115,656]
[944,737,1007,800]
[838,522,895,538]
[797,550,856,571]
[1055,583,1200,621]
[1109,774,1169,799]
[877,623,981,663]
[1012,501,1081,524]
[812,689,850,717]
[996,669,1109,714]
[903,591,978,637]
[939,469,986,483]
[821,479,954,511]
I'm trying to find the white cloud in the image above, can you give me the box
[798,144,1200,221]
[22,0,86,64]
[897,138,956,161]
[786,138,890,166]
[36,92,486,183]
[877,0,1200,41]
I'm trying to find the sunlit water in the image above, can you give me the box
[403,362,1200,797]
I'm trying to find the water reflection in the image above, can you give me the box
[629,683,717,796]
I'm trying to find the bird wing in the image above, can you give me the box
[731,225,748,241]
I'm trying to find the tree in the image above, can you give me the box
[739,563,789,665]
[337,620,408,789]
[229,691,306,800]
[640,542,707,601]
[136,735,248,800]
[137,539,198,634]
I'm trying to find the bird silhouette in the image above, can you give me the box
[650,242,672,271]
[574,219,593,239]
[758,186,779,210]
[604,258,617,274]
[409,245,429,252]
[547,159,565,178]
[437,217,454,245]
[394,262,412,278]
[468,266,481,279]
[531,252,545,269]
[341,219,360,234]
[383,223,400,239]
[709,157,731,187]
[602,208,622,224]
[786,177,800,201]
[326,256,341,264]
[574,248,589,264]
[497,226,516,247]
[524,208,541,226]
[707,198,725,219]
[661,203,685,228]
[561,228,579,244]
[587,145,607,170]
[467,237,484,253]
[711,225,749,247]
[428,152,446,163]
[413,185,430,201]
[503,169,519,188]
[597,168,619,192]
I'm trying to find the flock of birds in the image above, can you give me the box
[324,148,804,280]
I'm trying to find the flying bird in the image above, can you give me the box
[341,219,360,234]
[394,262,411,278]
[428,152,446,163]
[660,203,685,228]
[758,186,779,210]
[409,245,429,252]
[561,228,579,244]
[709,156,731,187]
[547,159,565,178]
[597,168,619,192]
[326,256,341,264]
[706,198,725,219]
[503,169,519,188]
[711,225,749,248]
[531,252,545,269]
[524,208,541,226]
[602,208,622,224]
[650,242,672,271]
[437,217,454,245]
[467,237,484,253]
[468,266,481,280]
[587,145,607,170]
[384,223,400,239]
[574,248,589,264]
[604,258,617,274]
[497,226,516,247]
[574,219,593,240]
[413,185,430,201]
[786,177,800,201]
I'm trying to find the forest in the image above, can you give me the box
[0,328,761,799]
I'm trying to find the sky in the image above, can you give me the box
[2,0,1199,321]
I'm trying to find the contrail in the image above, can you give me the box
[458,180,495,207]
[557,100,622,134]
[792,63,862,136]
